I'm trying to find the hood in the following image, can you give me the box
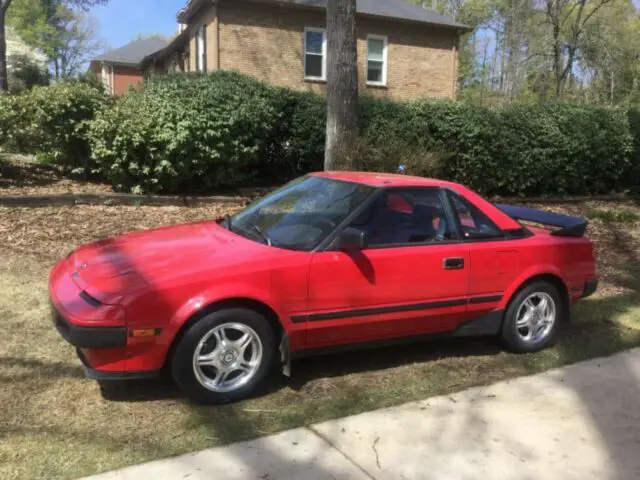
[69,221,263,304]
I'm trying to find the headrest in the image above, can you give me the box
[386,194,413,214]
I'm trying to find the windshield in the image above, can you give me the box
[228,176,375,251]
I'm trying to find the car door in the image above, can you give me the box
[303,187,470,348]
[445,189,517,319]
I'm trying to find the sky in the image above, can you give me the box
[92,0,187,50]
[93,0,640,52]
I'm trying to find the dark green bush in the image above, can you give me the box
[86,71,637,195]
[487,103,633,195]
[1,81,109,173]
[89,72,290,194]
[360,100,634,196]
[7,54,49,93]
[0,94,17,149]
[627,108,640,193]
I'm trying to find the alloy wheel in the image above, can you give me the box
[192,322,263,393]
[515,292,556,344]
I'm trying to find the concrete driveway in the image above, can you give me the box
[85,348,640,480]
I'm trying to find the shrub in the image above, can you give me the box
[486,103,633,195]
[627,108,640,193]
[280,90,326,174]
[7,54,49,93]
[331,134,450,180]
[360,99,634,196]
[86,71,640,196]
[3,81,109,173]
[0,94,17,149]
[89,72,291,194]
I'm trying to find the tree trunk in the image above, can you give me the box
[324,0,358,171]
[610,70,615,105]
[0,10,8,92]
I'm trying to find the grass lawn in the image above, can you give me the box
[1,200,639,480]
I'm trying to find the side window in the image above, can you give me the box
[304,28,326,80]
[349,188,455,247]
[447,191,502,240]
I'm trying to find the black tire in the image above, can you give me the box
[171,308,276,404]
[501,281,564,353]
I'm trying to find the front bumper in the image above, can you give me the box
[76,348,160,380]
[51,302,127,349]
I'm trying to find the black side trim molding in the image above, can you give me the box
[292,309,505,359]
[76,349,159,380]
[291,298,467,324]
[468,295,503,304]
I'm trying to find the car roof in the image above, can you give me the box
[310,171,524,231]
[311,171,459,189]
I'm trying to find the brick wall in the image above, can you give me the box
[217,1,459,101]
[112,65,144,95]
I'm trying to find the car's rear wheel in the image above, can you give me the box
[501,281,563,353]
[171,308,276,404]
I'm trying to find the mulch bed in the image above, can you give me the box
[0,155,265,206]
[0,204,244,262]
[0,155,114,196]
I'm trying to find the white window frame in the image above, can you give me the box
[366,35,388,87]
[304,27,327,81]
[101,64,114,95]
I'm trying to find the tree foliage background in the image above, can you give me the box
[411,0,640,105]
[1,0,106,91]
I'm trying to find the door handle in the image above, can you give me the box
[443,257,465,270]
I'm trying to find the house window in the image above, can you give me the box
[304,28,326,80]
[367,35,388,86]
[196,24,207,72]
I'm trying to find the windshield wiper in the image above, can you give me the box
[224,214,233,232]
[246,222,272,246]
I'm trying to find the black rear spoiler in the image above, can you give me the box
[496,204,588,237]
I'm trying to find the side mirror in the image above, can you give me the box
[337,227,368,250]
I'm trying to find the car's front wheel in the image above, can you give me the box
[501,281,563,353]
[171,308,276,404]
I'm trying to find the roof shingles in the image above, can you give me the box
[290,0,467,29]
[178,0,467,29]
[104,0,467,67]
[92,37,169,66]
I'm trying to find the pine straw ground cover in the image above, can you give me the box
[0,200,639,480]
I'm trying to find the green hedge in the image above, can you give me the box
[88,72,293,194]
[4,71,639,195]
[362,100,635,195]
[627,108,640,193]
[0,81,109,172]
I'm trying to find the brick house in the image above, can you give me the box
[140,0,469,101]
[89,37,168,95]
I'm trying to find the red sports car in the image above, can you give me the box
[50,172,598,403]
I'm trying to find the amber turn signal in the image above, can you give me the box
[130,328,161,338]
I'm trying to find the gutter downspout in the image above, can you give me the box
[451,32,460,99]
[213,1,220,70]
